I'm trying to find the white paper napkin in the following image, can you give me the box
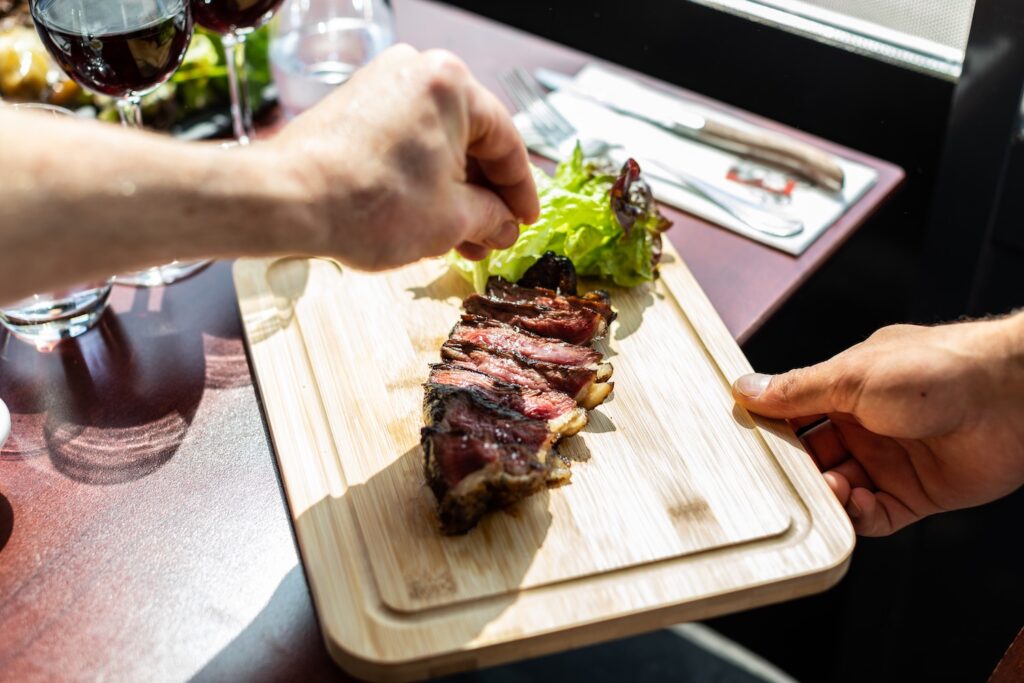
[513,64,879,255]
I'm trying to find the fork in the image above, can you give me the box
[499,68,805,239]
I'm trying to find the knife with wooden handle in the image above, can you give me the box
[534,68,845,192]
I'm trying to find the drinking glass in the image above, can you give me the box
[30,0,210,287]
[269,0,393,118]
[192,0,285,144]
[1,103,114,345]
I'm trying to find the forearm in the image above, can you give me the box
[0,110,322,303]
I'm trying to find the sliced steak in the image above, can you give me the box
[450,315,604,367]
[422,385,558,534]
[486,278,617,328]
[440,339,613,410]
[428,363,588,436]
[463,294,607,345]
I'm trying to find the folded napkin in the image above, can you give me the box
[514,64,879,255]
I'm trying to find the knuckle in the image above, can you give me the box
[390,42,417,56]
[422,50,468,95]
[423,49,468,76]
[378,43,417,64]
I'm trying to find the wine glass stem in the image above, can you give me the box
[115,96,144,129]
[222,31,255,145]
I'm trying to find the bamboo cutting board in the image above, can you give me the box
[234,241,854,682]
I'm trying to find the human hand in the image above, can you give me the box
[732,315,1024,536]
[268,44,538,271]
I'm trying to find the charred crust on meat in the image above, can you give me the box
[516,251,578,295]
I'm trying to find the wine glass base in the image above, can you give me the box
[116,260,212,287]
[0,296,109,346]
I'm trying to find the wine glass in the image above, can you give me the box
[192,0,285,144]
[1,103,115,346]
[269,0,394,118]
[31,0,211,287]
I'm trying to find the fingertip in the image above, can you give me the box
[822,471,850,506]
[847,487,881,536]
[849,487,874,517]
[734,373,772,399]
[733,363,841,420]
[519,193,541,225]
[492,175,539,227]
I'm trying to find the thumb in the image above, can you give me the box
[455,183,521,250]
[732,362,844,419]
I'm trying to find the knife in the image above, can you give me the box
[534,68,845,192]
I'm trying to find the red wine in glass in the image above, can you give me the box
[32,0,192,98]
[192,0,283,34]
[191,0,284,143]
[31,0,209,288]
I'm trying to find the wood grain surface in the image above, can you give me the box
[234,239,855,681]
[0,1,904,680]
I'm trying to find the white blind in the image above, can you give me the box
[768,0,975,51]
[686,0,977,81]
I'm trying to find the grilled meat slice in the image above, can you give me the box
[422,386,559,534]
[441,339,613,410]
[428,363,588,437]
[422,432,548,535]
[517,251,578,295]
[423,385,555,454]
[486,278,617,328]
[451,315,604,368]
[463,294,607,345]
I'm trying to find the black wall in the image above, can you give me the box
[438,2,1022,681]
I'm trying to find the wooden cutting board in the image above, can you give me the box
[233,241,854,682]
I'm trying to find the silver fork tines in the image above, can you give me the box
[499,68,576,149]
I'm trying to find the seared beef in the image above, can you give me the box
[428,363,588,436]
[422,386,557,534]
[423,385,554,455]
[441,339,613,409]
[486,278,617,328]
[463,294,607,345]
[451,315,604,368]
[422,432,550,535]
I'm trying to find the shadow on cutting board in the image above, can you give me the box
[286,442,554,676]
[352,442,552,608]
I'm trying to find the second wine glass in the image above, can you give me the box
[192,0,284,144]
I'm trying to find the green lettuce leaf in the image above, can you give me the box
[448,145,671,290]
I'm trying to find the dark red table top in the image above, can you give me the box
[0,0,904,680]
